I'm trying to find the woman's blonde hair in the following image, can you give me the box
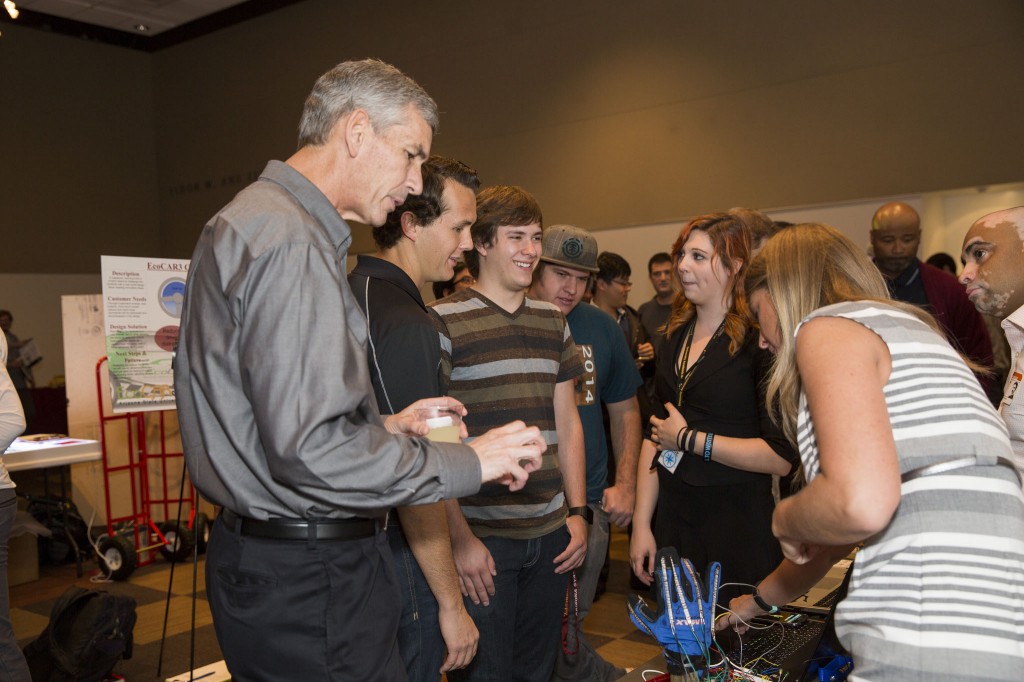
[665,213,752,355]
[745,223,944,443]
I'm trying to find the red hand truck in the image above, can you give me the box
[92,357,209,580]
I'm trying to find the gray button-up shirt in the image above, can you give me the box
[173,161,481,520]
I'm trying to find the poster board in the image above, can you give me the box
[100,256,189,413]
[62,293,194,525]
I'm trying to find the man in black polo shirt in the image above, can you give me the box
[349,156,480,680]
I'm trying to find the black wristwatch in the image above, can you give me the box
[567,506,593,524]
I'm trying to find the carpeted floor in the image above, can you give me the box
[12,545,222,681]
[12,526,662,680]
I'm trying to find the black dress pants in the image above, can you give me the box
[206,515,405,681]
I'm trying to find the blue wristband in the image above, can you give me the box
[703,432,714,462]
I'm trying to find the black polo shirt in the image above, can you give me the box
[882,259,928,307]
[348,255,442,414]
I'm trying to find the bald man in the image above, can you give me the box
[961,206,1024,477]
[871,201,995,398]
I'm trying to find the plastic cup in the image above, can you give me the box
[416,407,462,443]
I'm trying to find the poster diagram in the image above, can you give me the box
[100,256,189,413]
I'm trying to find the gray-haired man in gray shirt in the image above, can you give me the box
[174,59,544,681]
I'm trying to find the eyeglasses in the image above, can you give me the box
[612,279,632,288]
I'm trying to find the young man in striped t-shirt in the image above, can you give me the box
[429,185,589,681]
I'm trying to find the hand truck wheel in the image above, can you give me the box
[97,534,137,581]
[158,520,196,562]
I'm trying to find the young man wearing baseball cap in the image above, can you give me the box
[529,225,643,682]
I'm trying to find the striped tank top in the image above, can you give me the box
[796,301,1024,681]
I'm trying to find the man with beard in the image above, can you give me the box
[960,205,1024,479]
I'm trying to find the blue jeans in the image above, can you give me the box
[448,526,571,682]
[0,489,30,682]
[551,505,623,682]
[388,523,445,681]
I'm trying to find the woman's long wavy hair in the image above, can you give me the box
[665,213,753,355]
[745,223,946,444]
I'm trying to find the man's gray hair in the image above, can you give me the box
[297,59,439,149]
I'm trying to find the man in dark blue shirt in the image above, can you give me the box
[529,225,642,682]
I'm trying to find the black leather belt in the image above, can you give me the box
[220,508,380,541]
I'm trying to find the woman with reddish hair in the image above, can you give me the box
[630,213,797,604]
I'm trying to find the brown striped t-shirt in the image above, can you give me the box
[429,289,585,539]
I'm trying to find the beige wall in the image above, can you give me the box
[2,0,1021,271]
[0,24,159,274]
[2,0,1023,374]
[0,274,101,385]
[149,0,1024,258]
[593,183,1024,306]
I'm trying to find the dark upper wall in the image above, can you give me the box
[4,0,1023,270]
[0,23,159,274]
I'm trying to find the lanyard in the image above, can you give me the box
[676,319,725,405]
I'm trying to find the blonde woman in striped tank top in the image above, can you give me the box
[720,223,1024,681]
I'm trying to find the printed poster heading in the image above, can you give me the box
[100,256,190,413]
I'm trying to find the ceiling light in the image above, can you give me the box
[135,23,150,32]
[4,1,19,20]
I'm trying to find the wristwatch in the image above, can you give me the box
[567,506,593,524]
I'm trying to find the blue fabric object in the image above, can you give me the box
[628,547,721,658]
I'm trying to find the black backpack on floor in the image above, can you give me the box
[23,586,137,682]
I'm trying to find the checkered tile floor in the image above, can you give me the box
[12,526,660,680]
